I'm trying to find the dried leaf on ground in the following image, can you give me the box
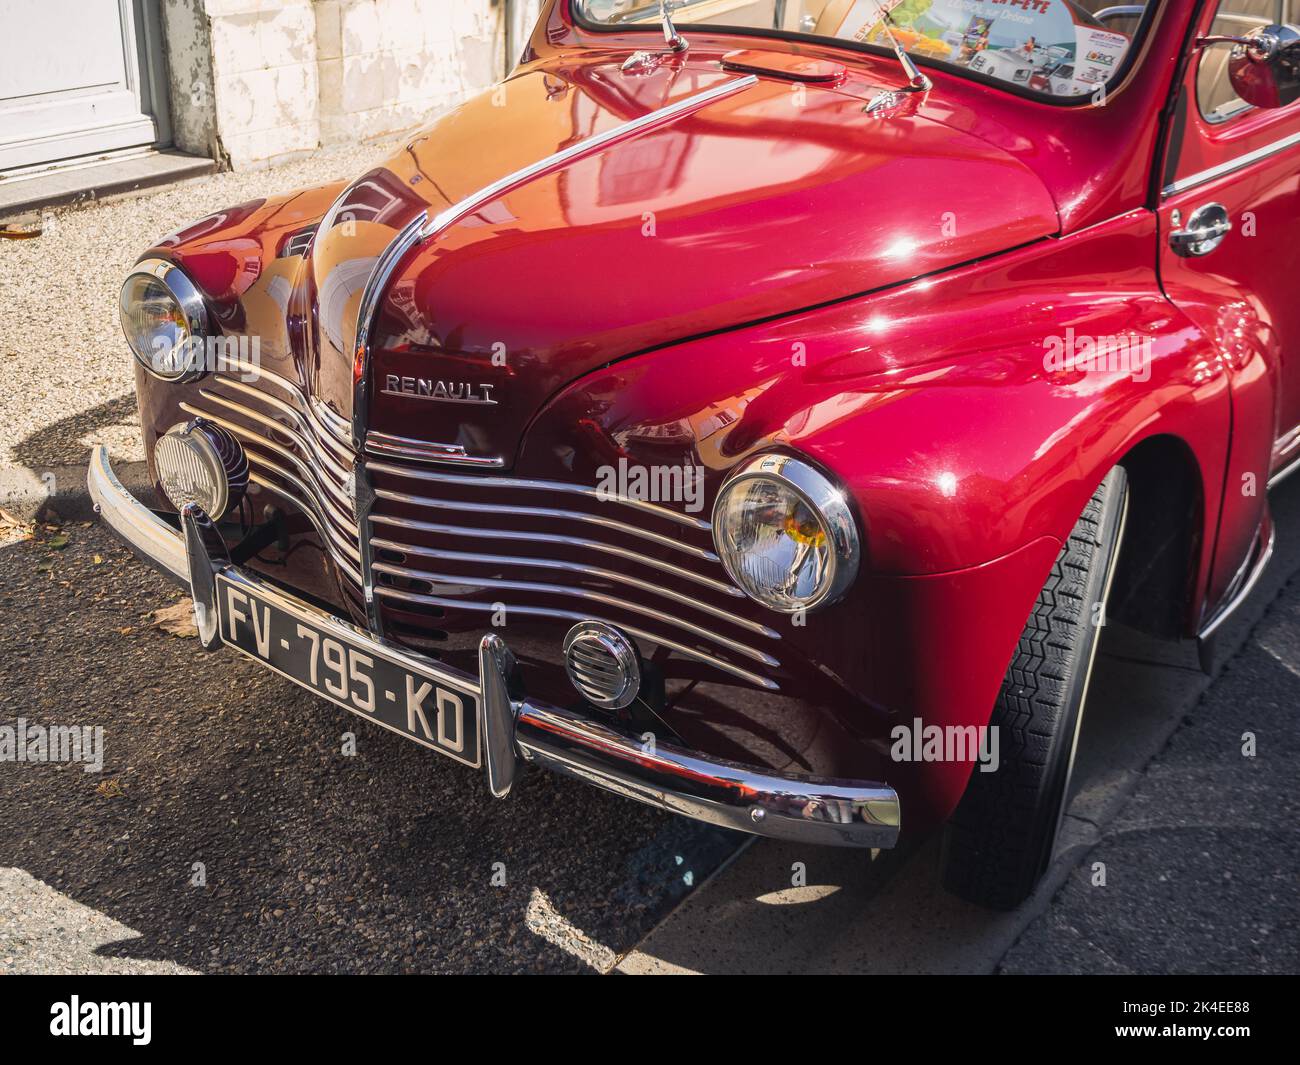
[152,601,198,639]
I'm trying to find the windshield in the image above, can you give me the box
[574,2,1154,102]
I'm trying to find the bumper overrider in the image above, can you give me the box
[88,445,900,848]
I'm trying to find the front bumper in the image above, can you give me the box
[88,445,900,848]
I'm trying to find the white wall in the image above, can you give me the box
[166,0,546,171]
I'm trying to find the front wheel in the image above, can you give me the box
[940,467,1128,910]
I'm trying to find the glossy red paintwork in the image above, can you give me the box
[129,0,1300,833]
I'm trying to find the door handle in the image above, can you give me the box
[1170,203,1232,257]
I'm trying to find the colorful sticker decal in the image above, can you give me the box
[833,0,1132,96]
[1072,27,1130,93]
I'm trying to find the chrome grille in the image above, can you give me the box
[179,373,782,690]
[367,460,782,690]
[180,368,363,591]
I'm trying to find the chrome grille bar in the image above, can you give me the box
[213,364,353,465]
[371,557,778,659]
[178,402,355,522]
[368,512,741,596]
[176,373,363,594]
[197,386,352,484]
[368,535,775,637]
[373,486,718,562]
[375,585,778,690]
[366,459,712,530]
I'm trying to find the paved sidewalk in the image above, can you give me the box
[0,142,395,517]
[1001,576,1300,974]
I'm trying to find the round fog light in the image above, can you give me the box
[155,419,248,520]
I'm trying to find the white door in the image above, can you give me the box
[0,0,162,171]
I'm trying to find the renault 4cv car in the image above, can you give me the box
[90,0,1300,908]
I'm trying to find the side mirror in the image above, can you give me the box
[1198,24,1300,110]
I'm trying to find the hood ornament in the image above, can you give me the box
[864,3,933,116]
[622,1,689,74]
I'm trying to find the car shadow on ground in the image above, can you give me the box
[9,392,140,474]
[0,523,741,974]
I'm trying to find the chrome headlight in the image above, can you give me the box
[119,258,208,381]
[711,454,860,613]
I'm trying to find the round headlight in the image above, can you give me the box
[119,259,208,381]
[711,454,860,613]
[155,419,248,521]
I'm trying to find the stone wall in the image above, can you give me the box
[164,0,545,170]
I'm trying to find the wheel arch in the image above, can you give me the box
[1109,433,1207,639]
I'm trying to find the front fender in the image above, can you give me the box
[522,208,1232,827]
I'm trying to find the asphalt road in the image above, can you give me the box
[0,520,739,974]
[2,491,1297,974]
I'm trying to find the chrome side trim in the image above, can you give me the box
[178,403,357,529]
[368,512,742,596]
[1198,523,1275,640]
[186,391,351,492]
[1268,446,1300,489]
[366,459,712,530]
[365,431,506,468]
[371,559,780,661]
[349,73,759,446]
[375,584,780,689]
[415,75,758,241]
[93,448,900,847]
[1162,130,1300,196]
[350,211,428,447]
[368,534,773,634]
[373,486,719,561]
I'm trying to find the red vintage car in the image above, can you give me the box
[91,0,1300,908]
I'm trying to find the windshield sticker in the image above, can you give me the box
[831,0,1131,96]
[1071,26,1130,93]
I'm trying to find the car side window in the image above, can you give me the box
[1197,0,1294,122]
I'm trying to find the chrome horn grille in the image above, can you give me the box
[563,622,641,709]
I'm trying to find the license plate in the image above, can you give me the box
[215,574,480,767]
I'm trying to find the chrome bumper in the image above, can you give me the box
[88,446,900,848]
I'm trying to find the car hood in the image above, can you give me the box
[308,58,1059,465]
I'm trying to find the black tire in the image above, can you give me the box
[940,467,1128,910]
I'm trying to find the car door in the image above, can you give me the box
[1157,0,1300,617]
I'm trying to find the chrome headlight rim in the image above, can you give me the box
[711,452,861,614]
[119,257,209,383]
